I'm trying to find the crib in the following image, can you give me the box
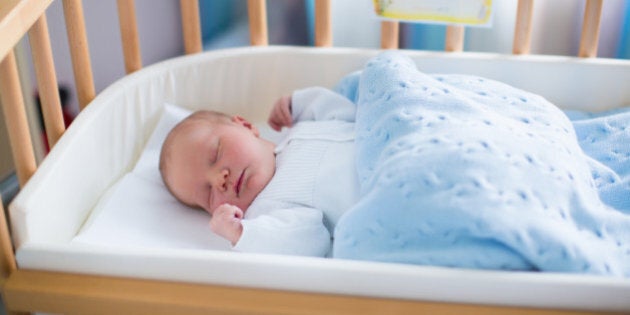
[1,0,630,314]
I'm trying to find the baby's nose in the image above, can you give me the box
[214,169,229,192]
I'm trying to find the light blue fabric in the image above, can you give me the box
[333,52,630,276]
[569,108,630,213]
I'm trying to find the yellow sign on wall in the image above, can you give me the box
[373,0,493,27]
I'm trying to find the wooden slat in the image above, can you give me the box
[445,25,465,52]
[0,51,37,187]
[4,270,614,315]
[180,0,202,54]
[62,0,95,110]
[578,0,603,58]
[513,0,534,54]
[117,0,142,73]
[0,201,17,288]
[380,21,399,49]
[315,0,332,47]
[0,0,53,63]
[247,0,268,46]
[28,14,65,148]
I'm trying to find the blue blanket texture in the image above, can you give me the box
[333,52,630,276]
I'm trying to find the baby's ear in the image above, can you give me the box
[232,115,260,137]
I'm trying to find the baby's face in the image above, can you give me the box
[166,117,276,214]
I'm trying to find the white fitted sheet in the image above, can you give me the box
[9,47,630,312]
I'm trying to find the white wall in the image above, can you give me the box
[330,0,381,48]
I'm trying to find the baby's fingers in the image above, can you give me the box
[219,203,243,220]
[233,207,244,219]
[268,114,283,131]
[278,96,292,127]
[268,96,292,131]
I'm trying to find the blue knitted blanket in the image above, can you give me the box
[333,52,630,276]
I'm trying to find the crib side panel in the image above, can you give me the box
[194,48,630,113]
[0,0,54,304]
[9,70,171,247]
[7,269,613,315]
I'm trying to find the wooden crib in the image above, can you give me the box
[1,0,629,314]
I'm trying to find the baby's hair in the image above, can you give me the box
[159,110,232,206]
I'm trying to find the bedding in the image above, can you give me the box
[567,108,630,212]
[333,52,630,276]
[72,50,630,278]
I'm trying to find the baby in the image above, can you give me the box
[159,86,360,256]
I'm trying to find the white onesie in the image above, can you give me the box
[233,87,360,256]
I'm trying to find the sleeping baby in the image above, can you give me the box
[160,51,630,277]
[159,85,359,256]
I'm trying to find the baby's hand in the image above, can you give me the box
[209,203,244,245]
[268,95,292,131]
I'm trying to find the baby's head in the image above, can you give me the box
[159,110,276,215]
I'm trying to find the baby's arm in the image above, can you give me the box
[269,88,357,128]
[234,207,331,256]
[209,204,243,245]
[268,72,360,131]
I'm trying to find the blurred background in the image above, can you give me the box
[1,0,630,208]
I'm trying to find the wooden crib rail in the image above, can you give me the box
[314,0,332,47]
[445,25,465,52]
[29,14,65,149]
[0,202,16,288]
[180,0,202,54]
[62,0,95,110]
[1,0,58,188]
[117,0,142,73]
[8,269,626,315]
[0,52,37,187]
[0,0,51,63]
[513,0,535,54]
[242,0,603,55]
[248,0,268,46]
[579,0,604,58]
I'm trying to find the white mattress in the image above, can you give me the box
[10,46,630,312]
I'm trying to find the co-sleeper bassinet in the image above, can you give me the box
[1,0,630,314]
